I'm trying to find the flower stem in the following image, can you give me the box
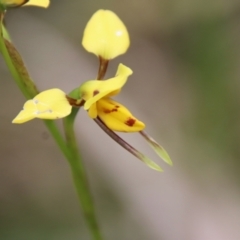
[64,108,103,240]
[97,57,109,80]
[0,17,103,240]
[44,120,71,159]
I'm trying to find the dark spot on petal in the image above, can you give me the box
[103,106,118,114]
[104,109,111,113]
[93,90,99,96]
[125,118,136,127]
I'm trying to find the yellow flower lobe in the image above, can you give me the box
[82,9,130,59]
[12,89,71,124]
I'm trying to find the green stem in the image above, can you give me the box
[63,108,103,240]
[0,14,102,239]
[0,27,31,98]
[44,120,71,160]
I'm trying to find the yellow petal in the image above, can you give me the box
[88,102,97,118]
[82,9,130,59]
[97,98,145,132]
[12,89,72,124]
[81,64,132,110]
[24,0,49,8]
[12,100,37,123]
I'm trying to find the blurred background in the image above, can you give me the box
[1,0,240,239]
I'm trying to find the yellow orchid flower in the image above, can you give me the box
[0,0,49,9]
[12,64,142,132]
[12,89,71,123]
[82,9,130,60]
[11,65,171,171]
[10,8,172,171]
[79,63,145,132]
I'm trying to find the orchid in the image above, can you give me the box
[12,64,144,133]
[1,6,174,239]
[12,9,172,171]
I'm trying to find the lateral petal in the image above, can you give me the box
[12,89,72,124]
[12,100,37,123]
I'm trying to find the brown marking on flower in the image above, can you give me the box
[93,90,99,96]
[66,95,84,107]
[125,118,136,127]
[103,109,111,113]
[103,105,119,114]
